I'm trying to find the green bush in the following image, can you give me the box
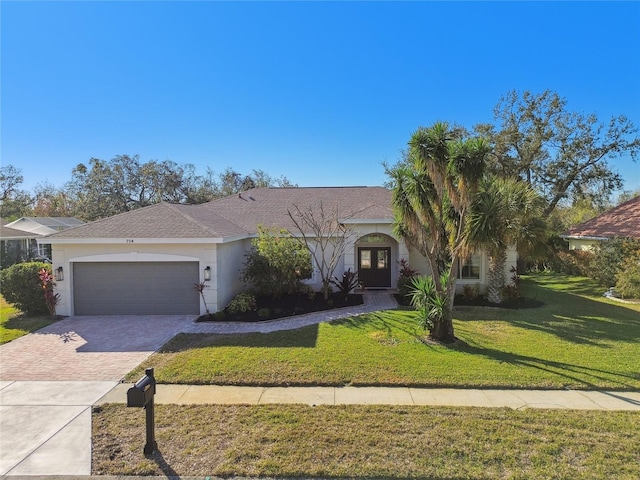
[547,249,592,276]
[257,308,270,319]
[589,238,640,287]
[0,262,51,315]
[226,292,257,314]
[462,283,480,301]
[408,275,448,333]
[241,225,312,298]
[616,258,640,299]
[397,259,419,301]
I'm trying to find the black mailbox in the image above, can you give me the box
[127,372,156,407]
[126,367,157,454]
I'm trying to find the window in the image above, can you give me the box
[377,249,388,269]
[458,254,481,280]
[360,250,372,269]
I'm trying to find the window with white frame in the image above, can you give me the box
[458,254,481,280]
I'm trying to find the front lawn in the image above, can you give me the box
[128,274,640,390]
[93,403,640,479]
[0,295,59,345]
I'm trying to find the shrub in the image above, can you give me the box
[241,225,312,298]
[616,258,640,299]
[500,266,521,304]
[258,308,270,319]
[226,292,257,314]
[0,262,51,315]
[38,268,60,318]
[462,283,480,301]
[408,275,447,333]
[329,268,359,301]
[547,249,592,276]
[397,259,419,300]
[589,238,640,287]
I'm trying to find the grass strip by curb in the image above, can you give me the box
[93,403,640,479]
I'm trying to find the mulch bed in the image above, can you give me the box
[196,292,363,322]
[395,294,545,309]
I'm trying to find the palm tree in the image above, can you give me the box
[390,122,489,343]
[465,176,547,303]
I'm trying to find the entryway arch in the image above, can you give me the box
[355,233,397,289]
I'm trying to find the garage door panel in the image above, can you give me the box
[73,262,200,315]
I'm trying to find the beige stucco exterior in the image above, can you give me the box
[566,238,602,251]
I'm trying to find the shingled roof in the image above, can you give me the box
[46,186,393,241]
[562,195,640,240]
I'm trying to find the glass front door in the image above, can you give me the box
[358,247,391,288]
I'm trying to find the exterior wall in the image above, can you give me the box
[568,239,600,251]
[407,245,518,294]
[51,242,216,316]
[407,246,432,278]
[215,238,252,311]
[52,233,520,315]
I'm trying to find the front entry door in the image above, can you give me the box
[358,247,391,288]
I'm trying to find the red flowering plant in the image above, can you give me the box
[38,268,60,318]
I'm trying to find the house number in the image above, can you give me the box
[126,239,134,243]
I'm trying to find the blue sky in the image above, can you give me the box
[2,1,639,198]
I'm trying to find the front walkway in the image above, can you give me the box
[188,291,398,335]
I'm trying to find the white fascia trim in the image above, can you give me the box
[70,252,200,263]
[340,219,394,225]
[560,235,609,241]
[44,236,235,245]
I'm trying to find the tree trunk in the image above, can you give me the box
[431,314,456,343]
[486,248,508,304]
[322,280,330,300]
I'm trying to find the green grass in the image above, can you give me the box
[129,274,640,390]
[0,295,58,344]
[93,403,640,479]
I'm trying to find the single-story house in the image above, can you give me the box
[44,186,517,316]
[1,217,85,267]
[561,195,640,251]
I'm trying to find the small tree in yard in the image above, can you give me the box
[241,225,312,298]
[193,281,210,315]
[389,122,490,343]
[288,202,358,300]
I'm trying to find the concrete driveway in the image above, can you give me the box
[0,315,193,476]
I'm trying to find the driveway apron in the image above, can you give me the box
[0,315,193,476]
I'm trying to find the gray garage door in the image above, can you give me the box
[73,262,200,315]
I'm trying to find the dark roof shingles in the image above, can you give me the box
[47,187,393,240]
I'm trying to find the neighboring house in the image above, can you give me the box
[1,217,85,267]
[45,187,517,316]
[561,195,640,251]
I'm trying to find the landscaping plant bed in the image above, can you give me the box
[196,292,363,322]
[395,294,544,309]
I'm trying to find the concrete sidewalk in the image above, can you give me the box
[98,383,640,411]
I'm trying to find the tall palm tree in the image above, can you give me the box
[465,176,547,303]
[390,122,489,343]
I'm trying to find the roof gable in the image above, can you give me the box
[4,217,85,236]
[563,195,640,239]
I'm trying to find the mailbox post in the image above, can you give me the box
[127,367,157,455]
